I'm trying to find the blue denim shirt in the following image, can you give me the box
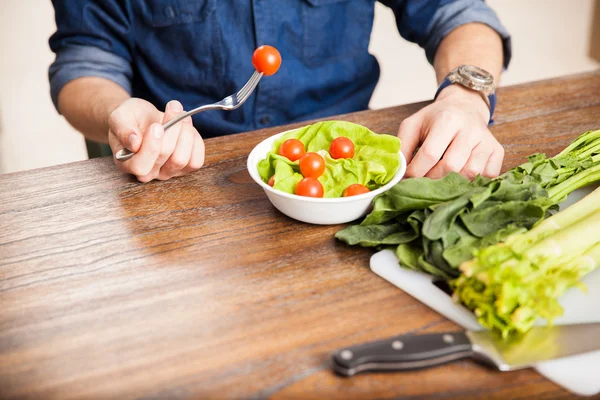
[49,0,511,139]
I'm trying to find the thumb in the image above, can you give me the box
[126,123,164,177]
[108,104,143,153]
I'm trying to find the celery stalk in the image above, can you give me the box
[582,242,600,271]
[455,236,600,337]
[508,186,600,255]
[547,164,600,201]
[453,196,600,337]
[557,130,600,157]
[523,212,600,262]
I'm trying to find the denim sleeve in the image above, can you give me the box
[378,0,512,68]
[48,1,133,111]
[49,45,132,110]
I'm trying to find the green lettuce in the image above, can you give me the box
[257,121,402,198]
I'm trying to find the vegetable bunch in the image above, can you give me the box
[335,130,600,279]
[453,186,600,337]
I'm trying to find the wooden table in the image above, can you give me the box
[1,71,599,399]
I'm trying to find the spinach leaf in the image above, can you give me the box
[395,244,422,271]
[334,223,402,247]
[361,173,472,225]
[442,224,526,268]
[422,187,488,241]
[460,199,551,237]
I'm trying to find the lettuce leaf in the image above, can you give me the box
[257,121,402,197]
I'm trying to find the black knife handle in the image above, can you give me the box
[331,332,473,376]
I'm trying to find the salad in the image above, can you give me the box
[257,121,402,198]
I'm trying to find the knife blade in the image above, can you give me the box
[331,322,600,376]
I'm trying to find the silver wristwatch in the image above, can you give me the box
[435,65,497,125]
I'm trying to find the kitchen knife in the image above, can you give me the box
[331,322,600,376]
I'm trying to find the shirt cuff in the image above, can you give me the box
[423,0,512,70]
[48,44,133,112]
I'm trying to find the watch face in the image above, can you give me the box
[458,65,494,85]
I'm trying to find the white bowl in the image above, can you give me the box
[247,130,407,225]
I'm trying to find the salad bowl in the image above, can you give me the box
[247,130,406,225]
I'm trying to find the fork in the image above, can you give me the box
[115,71,263,161]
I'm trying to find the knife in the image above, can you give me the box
[331,322,600,376]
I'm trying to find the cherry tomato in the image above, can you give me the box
[330,136,355,159]
[278,139,305,161]
[295,177,324,198]
[343,184,370,197]
[299,152,326,178]
[252,45,282,76]
[268,176,275,187]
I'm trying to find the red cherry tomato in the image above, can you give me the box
[278,139,305,161]
[252,45,282,76]
[299,152,326,178]
[343,184,370,197]
[330,136,355,159]
[268,176,275,187]
[295,177,324,198]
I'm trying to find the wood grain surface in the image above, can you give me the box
[1,71,599,399]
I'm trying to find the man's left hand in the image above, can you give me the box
[397,85,504,180]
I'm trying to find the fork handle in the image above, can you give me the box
[163,104,223,130]
[114,104,223,161]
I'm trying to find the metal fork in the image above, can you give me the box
[115,71,263,161]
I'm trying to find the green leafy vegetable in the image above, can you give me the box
[336,172,554,278]
[453,187,600,337]
[336,129,600,279]
[257,121,401,197]
[270,158,304,193]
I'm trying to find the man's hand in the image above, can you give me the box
[108,98,205,182]
[398,85,504,180]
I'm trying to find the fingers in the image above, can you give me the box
[176,132,206,176]
[458,143,493,180]
[405,111,459,178]
[109,98,164,179]
[127,123,164,181]
[397,93,505,180]
[483,146,505,178]
[426,131,480,179]
[156,100,204,179]
[106,97,206,182]
[158,116,195,180]
[397,115,423,164]
[133,100,204,181]
[151,100,186,175]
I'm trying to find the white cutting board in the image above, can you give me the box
[370,185,600,396]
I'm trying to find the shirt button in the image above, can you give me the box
[259,115,271,125]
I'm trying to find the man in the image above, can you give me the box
[49,1,510,183]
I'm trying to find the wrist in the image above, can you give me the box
[435,84,491,124]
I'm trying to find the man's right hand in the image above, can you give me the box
[108,98,205,182]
